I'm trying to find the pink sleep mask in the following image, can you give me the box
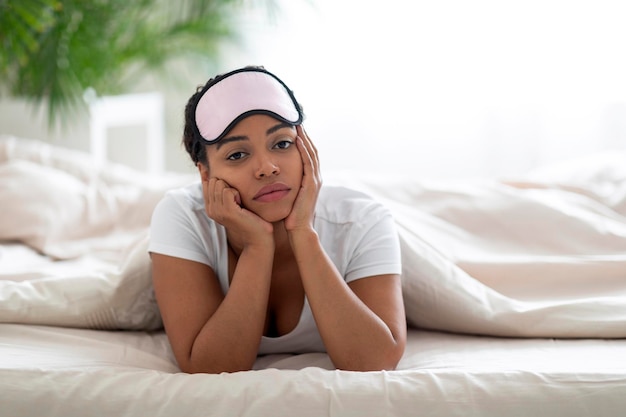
[194,67,303,144]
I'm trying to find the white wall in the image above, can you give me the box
[2,0,626,179]
[224,0,626,178]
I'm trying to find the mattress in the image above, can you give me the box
[1,323,625,417]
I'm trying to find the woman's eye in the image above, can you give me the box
[274,140,293,150]
[227,151,246,161]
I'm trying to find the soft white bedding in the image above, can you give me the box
[2,135,625,336]
[1,323,625,417]
[1,135,626,416]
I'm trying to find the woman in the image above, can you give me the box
[149,66,406,373]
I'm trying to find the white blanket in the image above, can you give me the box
[1,135,625,337]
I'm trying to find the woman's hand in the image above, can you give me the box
[201,176,274,248]
[285,125,322,233]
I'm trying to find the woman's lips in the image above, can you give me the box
[253,183,291,202]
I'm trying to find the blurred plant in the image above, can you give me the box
[0,0,276,126]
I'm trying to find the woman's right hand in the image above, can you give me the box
[202,177,274,249]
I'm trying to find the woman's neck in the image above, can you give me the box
[271,220,292,257]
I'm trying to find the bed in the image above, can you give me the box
[1,135,626,416]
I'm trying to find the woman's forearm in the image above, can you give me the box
[289,229,404,371]
[187,245,273,373]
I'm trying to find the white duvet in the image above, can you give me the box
[1,135,626,337]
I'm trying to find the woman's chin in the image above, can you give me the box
[264,214,290,225]
[255,208,291,225]
[249,200,294,224]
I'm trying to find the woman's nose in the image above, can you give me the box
[255,155,280,178]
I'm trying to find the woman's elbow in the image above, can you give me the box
[335,344,405,372]
[179,363,252,374]
[177,355,254,374]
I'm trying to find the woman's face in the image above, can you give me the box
[203,114,303,223]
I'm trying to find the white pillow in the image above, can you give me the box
[0,160,124,258]
[0,136,191,259]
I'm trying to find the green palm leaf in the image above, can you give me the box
[0,0,275,125]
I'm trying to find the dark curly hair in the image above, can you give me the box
[182,66,304,166]
[182,82,211,165]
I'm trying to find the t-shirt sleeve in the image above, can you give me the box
[344,201,402,283]
[148,191,214,267]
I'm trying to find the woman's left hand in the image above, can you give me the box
[285,125,322,232]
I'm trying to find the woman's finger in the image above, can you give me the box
[298,125,319,165]
[297,125,321,182]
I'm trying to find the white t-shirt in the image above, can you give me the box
[148,182,402,355]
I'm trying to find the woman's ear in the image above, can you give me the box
[197,162,209,182]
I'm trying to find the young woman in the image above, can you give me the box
[148,66,406,373]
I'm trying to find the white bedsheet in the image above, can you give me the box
[1,323,625,417]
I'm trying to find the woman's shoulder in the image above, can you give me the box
[151,182,207,228]
[156,181,204,212]
[316,185,390,224]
